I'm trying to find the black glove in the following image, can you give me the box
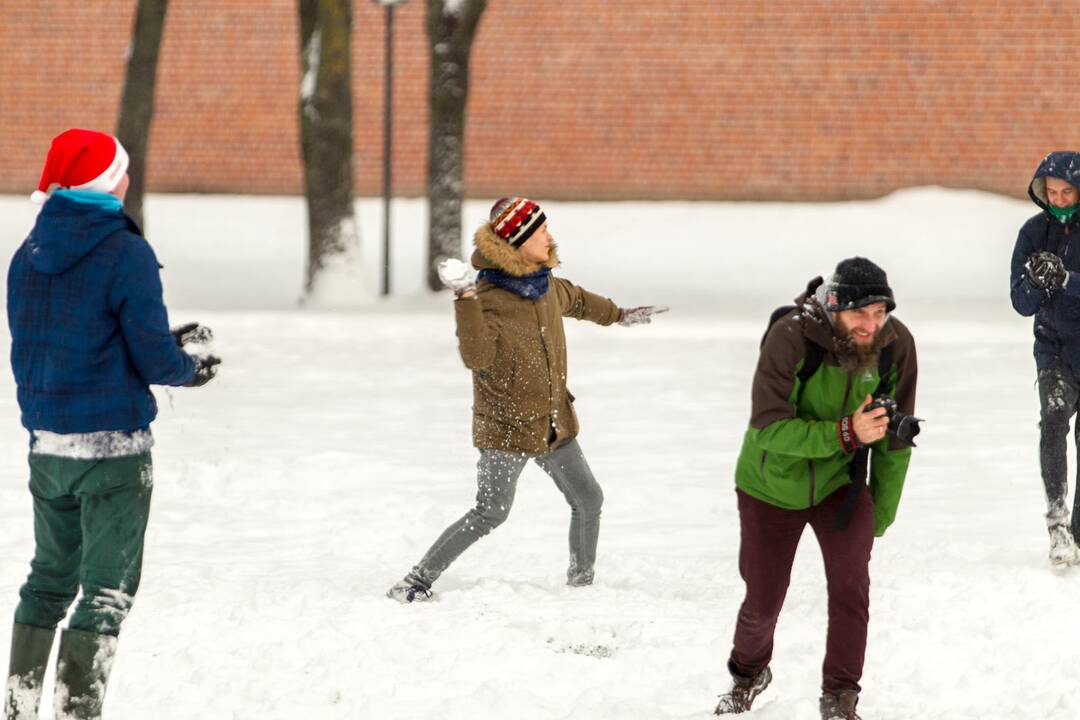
[1026,255,1049,288]
[186,355,221,387]
[171,322,214,347]
[1026,252,1067,289]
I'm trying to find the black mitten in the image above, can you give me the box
[171,322,214,347]
[1041,253,1068,288]
[1027,252,1067,289]
[186,355,221,387]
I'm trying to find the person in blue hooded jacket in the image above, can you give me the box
[1010,150,1080,568]
[3,129,220,720]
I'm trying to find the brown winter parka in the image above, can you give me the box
[453,224,620,454]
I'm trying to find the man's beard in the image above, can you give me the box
[834,325,884,370]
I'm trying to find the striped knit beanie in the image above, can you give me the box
[489,197,546,248]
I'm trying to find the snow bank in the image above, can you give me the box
[0,188,1034,311]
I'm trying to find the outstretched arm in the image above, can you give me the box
[552,277,621,326]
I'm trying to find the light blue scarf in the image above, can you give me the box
[52,189,124,213]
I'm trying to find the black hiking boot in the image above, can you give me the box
[820,690,862,720]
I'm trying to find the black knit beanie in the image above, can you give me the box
[818,257,896,313]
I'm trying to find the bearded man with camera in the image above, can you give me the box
[712,257,919,720]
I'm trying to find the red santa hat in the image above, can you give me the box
[30,128,130,204]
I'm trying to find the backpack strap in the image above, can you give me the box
[763,305,826,399]
[876,344,895,393]
[798,341,825,385]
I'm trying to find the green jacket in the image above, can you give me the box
[734,282,918,536]
[454,225,620,454]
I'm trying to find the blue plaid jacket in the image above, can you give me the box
[7,194,196,434]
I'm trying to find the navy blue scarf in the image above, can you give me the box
[478,267,551,299]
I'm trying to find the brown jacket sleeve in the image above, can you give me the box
[750,313,807,430]
[454,296,501,370]
[552,277,620,326]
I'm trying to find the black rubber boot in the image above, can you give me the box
[54,629,117,720]
[4,623,56,720]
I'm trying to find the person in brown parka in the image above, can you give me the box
[387,197,665,602]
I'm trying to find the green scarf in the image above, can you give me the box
[1048,203,1079,225]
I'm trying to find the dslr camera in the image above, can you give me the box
[864,396,922,447]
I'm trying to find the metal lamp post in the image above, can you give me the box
[373,0,408,297]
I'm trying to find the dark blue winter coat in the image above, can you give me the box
[7,194,195,434]
[1010,151,1080,372]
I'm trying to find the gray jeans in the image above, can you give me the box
[1038,365,1080,538]
[410,439,604,588]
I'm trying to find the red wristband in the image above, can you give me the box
[838,415,862,454]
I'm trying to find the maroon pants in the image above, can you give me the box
[728,487,874,695]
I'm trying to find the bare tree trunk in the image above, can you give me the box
[426,0,487,290]
[298,0,364,305]
[116,0,169,231]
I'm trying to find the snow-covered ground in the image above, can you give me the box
[0,191,1075,719]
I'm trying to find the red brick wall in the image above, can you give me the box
[0,1,1074,201]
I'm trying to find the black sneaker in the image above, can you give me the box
[386,578,433,604]
[1048,524,1080,566]
[714,666,772,714]
[567,569,595,587]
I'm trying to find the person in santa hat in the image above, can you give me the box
[3,128,220,720]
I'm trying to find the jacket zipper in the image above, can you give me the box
[537,301,557,447]
[841,371,854,416]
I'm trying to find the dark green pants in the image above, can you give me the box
[14,453,153,637]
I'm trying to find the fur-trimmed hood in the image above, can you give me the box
[471,223,560,277]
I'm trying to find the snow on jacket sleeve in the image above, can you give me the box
[552,277,620,326]
[454,296,502,370]
[748,318,844,459]
[1011,225,1046,316]
[869,319,917,537]
[108,234,196,387]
